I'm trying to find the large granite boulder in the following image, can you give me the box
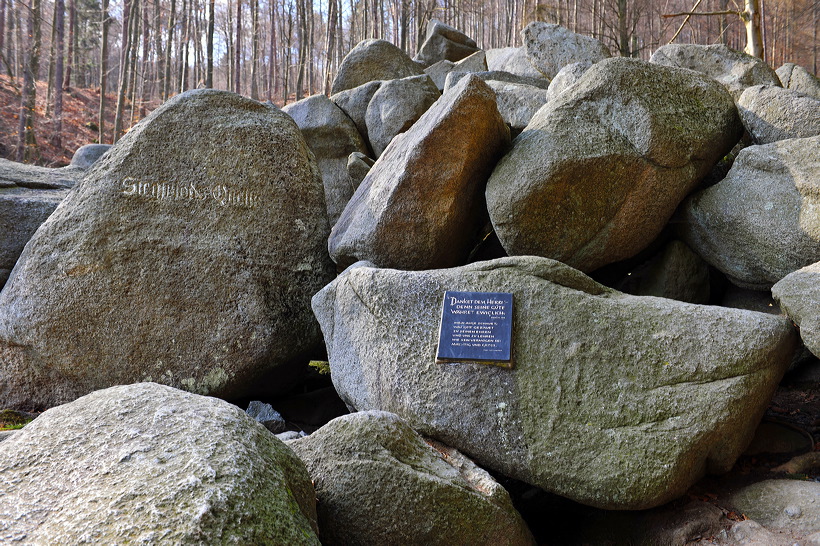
[312,257,795,510]
[283,94,370,225]
[365,74,440,157]
[0,89,335,410]
[445,71,546,132]
[0,157,83,189]
[773,261,820,358]
[522,22,610,79]
[649,43,781,99]
[331,80,382,148]
[425,50,487,91]
[681,136,820,289]
[329,75,509,270]
[485,47,545,79]
[0,383,319,544]
[289,411,535,545]
[414,19,480,67]
[776,63,820,99]
[737,84,820,144]
[487,58,742,273]
[615,240,711,304]
[331,39,424,95]
[545,61,592,101]
[70,144,112,168]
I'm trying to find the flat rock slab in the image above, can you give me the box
[0,89,335,410]
[487,58,742,272]
[312,256,795,510]
[0,383,319,544]
[731,479,820,534]
[290,411,535,545]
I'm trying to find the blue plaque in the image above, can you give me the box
[436,291,514,368]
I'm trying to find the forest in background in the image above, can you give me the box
[0,0,817,164]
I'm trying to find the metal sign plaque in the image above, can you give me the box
[435,290,514,368]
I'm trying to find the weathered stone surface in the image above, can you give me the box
[414,19,479,67]
[365,74,440,157]
[331,39,424,95]
[70,144,112,168]
[681,136,820,289]
[0,89,335,410]
[346,151,374,187]
[522,22,610,79]
[486,80,547,131]
[445,70,551,91]
[487,58,742,273]
[731,480,820,534]
[0,383,319,544]
[485,47,545,79]
[246,400,287,434]
[425,51,487,91]
[312,256,795,510]
[545,61,592,102]
[776,63,820,99]
[0,187,68,289]
[331,80,382,147]
[737,84,820,144]
[283,94,369,225]
[330,75,509,270]
[615,240,711,304]
[773,261,820,358]
[290,411,535,545]
[0,157,82,189]
[650,43,781,99]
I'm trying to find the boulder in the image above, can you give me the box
[425,50,487,91]
[246,400,287,434]
[485,47,546,79]
[0,89,335,410]
[522,22,610,79]
[545,61,592,102]
[487,58,742,273]
[312,256,796,510]
[0,157,82,189]
[346,151,374,187]
[0,383,319,544]
[737,84,820,144]
[365,74,440,157]
[615,240,711,304]
[414,19,480,67]
[70,144,112,169]
[776,63,820,99]
[445,70,550,91]
[283,94,370,225]
[445,71,548,131]
[331,39,424,95]
[329,75,509,270]
[731,480,820,534]
[331,80,382,147]
[680,136,820,289]
[773,261,820,358]
[649,43,781,99]
[290,411,535,545]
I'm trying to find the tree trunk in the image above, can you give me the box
[98,0,110,143]
[295,0,306,100]
[127,0,140,126]
[139,0,148,117]
[0,0,6,74]
[162,0,176,100]
[16,0,41,162]
[324,0,336,93]
[206,0,214,87]
[153,0,163,98]
[250,0,259,99]
[268,0,277,99]
[744,0,763,58]
[62,0,74,88]
[113,0,133,142]
[618,0,629,56]
[45,2,57,117]
[235,0,242,94]
[52,0,64,148]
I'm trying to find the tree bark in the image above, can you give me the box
[62,0,74,88]
[250,0,259,99]
[0,0,6,74]
[162,0,176,100]
[206,0,214,87]
[113,0,133,142]
[98,0,110,143]
[744,0,763,58]
[52,0,65,148]
[235,0,242,94]
[16,0,41,162]
[45,2,58,116]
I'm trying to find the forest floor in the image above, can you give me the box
[0,75,157,167]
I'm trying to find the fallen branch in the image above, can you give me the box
[663,10,742,18]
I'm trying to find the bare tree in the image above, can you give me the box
[52,0,65,148]
[16,0,41,161]
[206,0,215,86]
[99,0,110,143]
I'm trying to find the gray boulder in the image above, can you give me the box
[346,151,374,187]
[365,74,440,157]
[737,84,820,144]
[487,58,742,273]
[649,43,781,99]
[246,400,287,434]
[425,50,488,91]
[484,80,547,131]
[615,240,711,304]
[330,75,509,270]
[444,70,551,91]
[522,22,610,79]
[773,261,820,358]
[0,383,319,544]
[485,47,546,79]
[0,157,82,189]
[776,63,820,99]
[290,411,535,545]
[545,61,592,102]
[731,480,820,535]
[681,136,820,289]
[331,39,424,95]
[70,144,112,168]
[312,257,795,510]
[414,19,480,67]
[331,80,382,147]
[0,89,335,410]
[283,94,370,225]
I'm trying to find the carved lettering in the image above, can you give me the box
[119,178,260,209]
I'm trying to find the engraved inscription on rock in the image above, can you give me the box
[436,290,514,368]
